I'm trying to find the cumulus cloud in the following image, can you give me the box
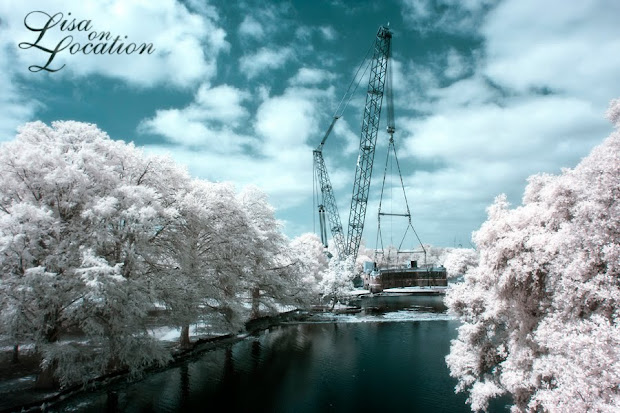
[389,58,439,114]
[254,86,334,151]
[394,0,620,245]
[193,84,251,125]
[400,0,493,35]
[1,0,228,88]
[236,2,294,43]
[444,48,469,80]
[238,16,265,40]
[138,83,252,150]
[402,96,606,193]
[0,54,40,140]
[289,67,337,86]
[239,47,295,79]
[140,83,343,212]
[482,0,620,103]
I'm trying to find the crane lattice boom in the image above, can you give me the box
[313,25,392,263]
[313,148,346,256]
[345,26,391,259]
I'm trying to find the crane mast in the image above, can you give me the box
[313,25,392,262]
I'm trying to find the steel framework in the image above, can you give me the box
[313,25,392,262]
[345,26,391,259]
[313,143,346,256]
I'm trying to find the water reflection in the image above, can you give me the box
[53,296,508,413]
[356,294,448,314]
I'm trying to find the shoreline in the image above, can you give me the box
[0,309,313,413]
[1,292,447,412]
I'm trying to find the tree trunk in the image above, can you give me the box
[250,287,260,320]
[180,324,191,349]
[36,317,61,389]
[12,345,19,364]
[35,360,59,389]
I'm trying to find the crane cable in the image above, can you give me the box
[374,35,427,266]
[314,37,374,241]
[333,41,374,119]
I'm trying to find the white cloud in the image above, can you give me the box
[319,26,337,41]
[0,61,39,140]
[239,47,295,79]
[254,86,333,151]
[140,84,341,211]
[400,0,493,35]
[138,83,252,150]
[444,48,468,79]
[394,0,620,245]
[1,0,228,88]
[389,58,438,114]
[145,143,314,211]
[294,25,337,44]
[396,94,612,244]
[237,2,295,44]
[193,84,251,125]
[289,68,336,86]
[404,96,605,172]
[426,75,497,108]
[332,118,359,155]
[482,0,620,105]
[238,16,264,40]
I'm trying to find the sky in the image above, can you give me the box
[1,0,618,249]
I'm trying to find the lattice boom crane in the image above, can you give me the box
[313,25,392,262]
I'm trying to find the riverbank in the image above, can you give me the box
[1,291,451,412]
[0,309,315,413]
[45,294,490,413]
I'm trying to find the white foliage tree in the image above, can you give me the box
[152,179,252,344]
[443,248,478,279]
[445,100,620,412]
[318,256,355,310]
[237,185,300,319]
[0,121,185,387]
[289,232,329,299]
[0,120,302,389]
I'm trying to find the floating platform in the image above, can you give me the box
[349,285,448,297]
[363,263,447,293]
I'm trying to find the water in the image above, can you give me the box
[52,295,510,412]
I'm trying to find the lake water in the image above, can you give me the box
[52,295,510,412]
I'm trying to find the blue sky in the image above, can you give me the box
[1,0,618,248]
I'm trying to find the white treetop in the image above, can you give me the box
[0,121,324,388]
[289,232,329,297]
[443,248,478,279]
[445,100,620,412]
[0,121,183,386]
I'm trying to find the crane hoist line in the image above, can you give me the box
[313,25,392,262]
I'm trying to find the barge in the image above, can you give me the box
[363,260,447,293]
